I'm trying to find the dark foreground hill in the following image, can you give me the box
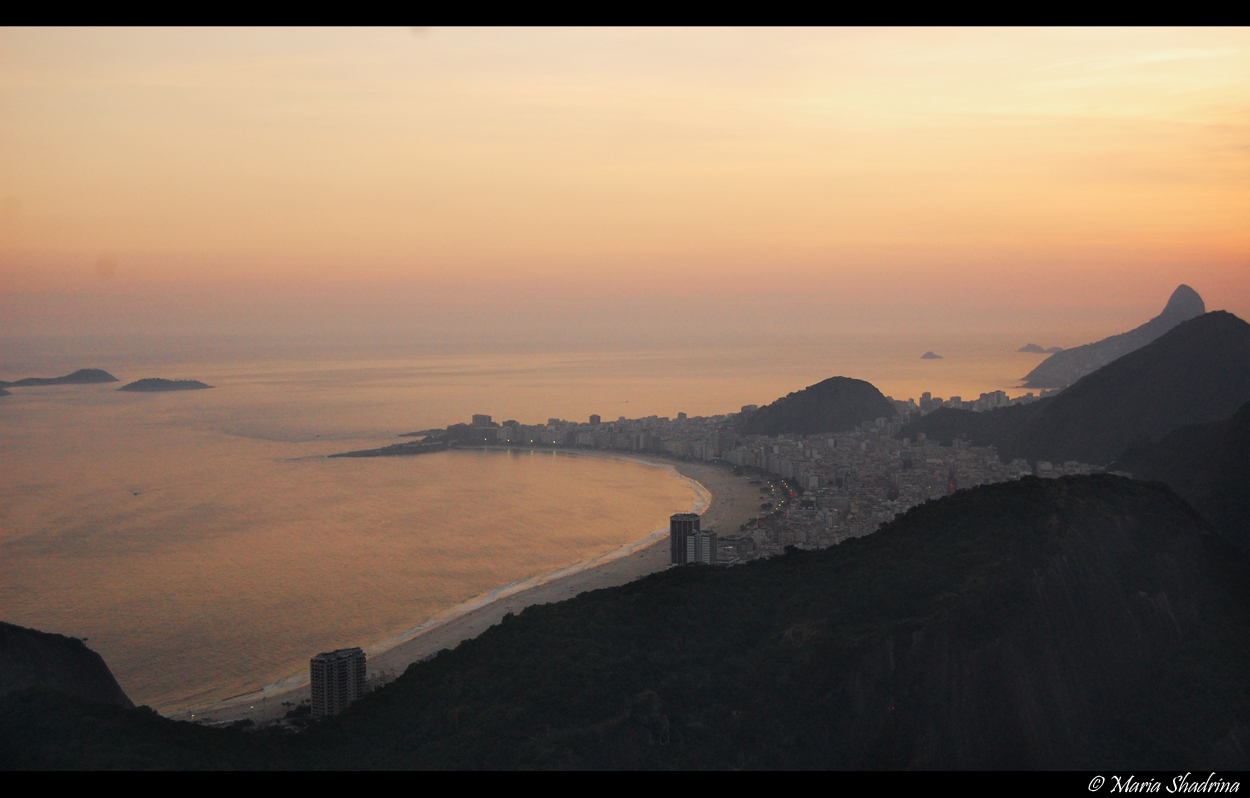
[0,368,118,388]
[2,476,1245,769]
[118,378,213,392]
[1111,402,1249,555]
[901,311,1250,466]
[0,623,132,709]
[1023,285,1206,388]
[741,376,895,436]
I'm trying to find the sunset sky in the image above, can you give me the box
[1,27,1246,348]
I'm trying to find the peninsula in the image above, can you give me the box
[328,438,449,458]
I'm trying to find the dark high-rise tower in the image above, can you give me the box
[670,512,700,565]
[310,647,367,718]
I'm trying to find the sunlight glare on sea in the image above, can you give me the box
[0,338,1043,711]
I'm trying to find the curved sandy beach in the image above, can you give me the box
[169,453,762,725]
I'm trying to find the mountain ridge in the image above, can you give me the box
[1023,285,1205,388]
[2,476,1245,769]
[901,311,1250,466]
[0,622,133,710]
[1111,402,1249,555]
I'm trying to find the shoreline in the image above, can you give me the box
[168,449,761,725]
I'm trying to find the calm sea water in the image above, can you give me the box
[0,339,1048,711]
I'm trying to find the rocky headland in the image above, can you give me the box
[740,376,897,437]
[1023,284,1206,388]
[0,622,132,709]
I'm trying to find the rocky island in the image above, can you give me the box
[118,378,213,392]
[0,368,118,388]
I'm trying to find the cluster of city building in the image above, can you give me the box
[909,388,1059,414]
[720,427,1100,559]
[303,388,1093,720]
[453,383,1097,564]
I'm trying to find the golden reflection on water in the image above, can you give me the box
[0,342,1041,711]
[0,378,695,711]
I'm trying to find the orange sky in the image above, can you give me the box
[1,27,1247,342]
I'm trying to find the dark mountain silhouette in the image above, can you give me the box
[740,377,895,436]
[1018,343,1047,353]
[118,378,213,392]
[0,388,8,396]
[0,622,132,709]
[0,368,118,388]
[1023,285,1205,388]
[1112,402,1249,555]
[900,311,1250,465]
[901,400,1042,453]
[1,476,1245,769]
[920,351,942,359]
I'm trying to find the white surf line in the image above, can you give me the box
[363,456,710,656]
[175,453,711,719]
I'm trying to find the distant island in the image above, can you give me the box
[1017,343,1063,354]
[0,368,118,388]
[920,351,942,360]
[118,378,213,393]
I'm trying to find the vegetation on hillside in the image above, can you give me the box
[741,376,896,436]
[1112,402,1249,554]
[3,476,1244,769]
[901,311,1250,465]
[1022,284,1205,388]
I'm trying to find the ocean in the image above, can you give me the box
[0,337,1051,712]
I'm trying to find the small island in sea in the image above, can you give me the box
[0,368,119,388]
[920,351,943,360]
[1018,343,1064,354]
[118,378,214,393]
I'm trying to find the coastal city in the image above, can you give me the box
[428,385,1090,564]
[4,27,1243,770]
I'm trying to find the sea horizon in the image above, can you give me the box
[0,337,1055,712]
